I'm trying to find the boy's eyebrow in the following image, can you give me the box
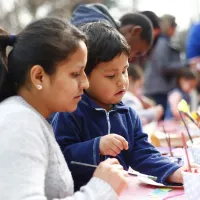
[103,64,129,72]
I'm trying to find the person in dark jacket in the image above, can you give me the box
[71,3,153,63]
[144,14,188,115]
[140,11,160,49]
[137,11,161,69]
[52,22,186,191]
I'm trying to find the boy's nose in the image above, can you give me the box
[117,81,122,87]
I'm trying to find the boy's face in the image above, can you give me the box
[86,52,129,111]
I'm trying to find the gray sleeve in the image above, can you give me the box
[0,112,49,200]
[124,97,156,122]
[153,39,187,72]
[0,111,117,200]
[64,178,117,200]
[136,108,157,122]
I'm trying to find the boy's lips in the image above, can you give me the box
[115,89,126,96]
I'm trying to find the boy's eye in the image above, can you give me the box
[122,70,126,74]
[107,74,115,79]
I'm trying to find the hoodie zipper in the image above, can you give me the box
[95,108,115,161]
[106,112,111,134]
[95,108,113,134]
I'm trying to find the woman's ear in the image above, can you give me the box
[29,65,46,90]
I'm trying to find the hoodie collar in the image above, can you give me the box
[81,93,129,113]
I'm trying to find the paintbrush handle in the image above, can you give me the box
[179,111,193,143]
[163,125,173,157]
[127,171,157,181]
[181,132,192,173]
[71,161,96,168]
[70,161,157,181]
[186,113,199,126]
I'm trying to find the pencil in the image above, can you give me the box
[70,161,157,181]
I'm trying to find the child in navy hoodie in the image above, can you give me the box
[53,22,185,191]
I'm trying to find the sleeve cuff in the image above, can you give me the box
[161,164,183,185]
[93,137,101,165]
[83,177,118,200]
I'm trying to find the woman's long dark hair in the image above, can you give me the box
[0,17,87,102]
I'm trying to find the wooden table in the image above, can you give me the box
[150,120,200,147]
[119,176,185,200]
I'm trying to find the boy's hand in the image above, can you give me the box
[166,163,200,184]
[99,134,129,157]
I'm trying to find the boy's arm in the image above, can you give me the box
[52,112,101,170]
[129,111,181,184]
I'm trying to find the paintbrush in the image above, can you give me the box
[163,124,173,157]
[178,99,199,128]
[70,161,157,181]
[179,111,193,144]
[181,132,192,173]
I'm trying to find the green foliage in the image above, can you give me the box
[103,0,116,8]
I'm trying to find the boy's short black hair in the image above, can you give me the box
[128,64,143,81]
[119,13,153,45]
[140,11,160,29]
[79,21,130,75]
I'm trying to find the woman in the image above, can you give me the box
[0,18,128,199]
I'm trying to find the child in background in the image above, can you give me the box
[53,22,191,191]
[123,65,163,124]
[165,67,198,120]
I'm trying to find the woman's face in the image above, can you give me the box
[41,41,89,113]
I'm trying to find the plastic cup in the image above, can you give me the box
[182,170,200,200]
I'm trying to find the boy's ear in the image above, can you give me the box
[131,26,142,37]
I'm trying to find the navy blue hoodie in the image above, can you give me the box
[71,3,119,29]
[52,93,181,191]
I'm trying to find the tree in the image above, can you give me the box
[104,0,116,8]
[0,0,117,33]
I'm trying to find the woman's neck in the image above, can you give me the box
[18,88,51,118]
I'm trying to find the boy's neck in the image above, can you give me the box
[84,92,113,111]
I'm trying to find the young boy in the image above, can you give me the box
[52,22,184,191]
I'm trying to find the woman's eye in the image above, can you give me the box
[72,73,80,77]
